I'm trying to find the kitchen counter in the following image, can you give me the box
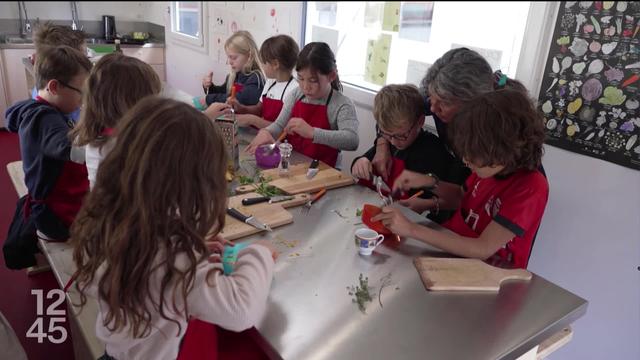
[1,41,165,50]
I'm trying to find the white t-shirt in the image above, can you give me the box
[92,244,274,359]
[85,139,115,190]
[259,77,299,103]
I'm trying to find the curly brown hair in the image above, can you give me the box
[71,96,228,338]
[449,89,545,174]
[71,53,162,147]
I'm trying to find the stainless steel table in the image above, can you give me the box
[234,132,587,360]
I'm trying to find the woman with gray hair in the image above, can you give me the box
[372,47,527,219]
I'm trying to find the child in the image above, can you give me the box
[71,96,278,359]
[351,84,454,223]
[372,89,548,269]
[230,34,299,128]
[200,30,265,107]
[70,53,162,189]
[4,46,92,269]
[32,22,88,122]
[247,42,359,168]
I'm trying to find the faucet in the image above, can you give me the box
[18,2,32,38]
[70,1,82,31]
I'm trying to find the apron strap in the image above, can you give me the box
[280,76,294,100]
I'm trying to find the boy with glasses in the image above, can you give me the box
[4,46,92,273]
[31,22,88,122]
[351,84,454,223]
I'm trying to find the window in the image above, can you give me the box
[304,1,531,92]
[170,1,205,48]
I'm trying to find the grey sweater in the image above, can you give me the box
[265,87,359,151]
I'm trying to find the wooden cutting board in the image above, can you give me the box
[235,161,354,195]
[229,192,311,208]
[220,201,293,241]
[413,257,532,292]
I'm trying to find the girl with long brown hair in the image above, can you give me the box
[70,96,277,359]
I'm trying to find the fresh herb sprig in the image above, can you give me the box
[347,274,373,314]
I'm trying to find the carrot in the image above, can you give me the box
[230,85,237,99]
[622,74,639,88]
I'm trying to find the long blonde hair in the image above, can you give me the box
[71,97,228,337]
[71,53,162,147]
[225,30,264,93]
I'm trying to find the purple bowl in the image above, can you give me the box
[255,144,281,168]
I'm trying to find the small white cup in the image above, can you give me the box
[355,228,385,256]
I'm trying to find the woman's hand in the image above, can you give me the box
[245,129,276,154]
[285,117,314,139]
[254,240,279,262]
[351,157,373,180]
[398,197,433,213]
[371,138,392,181]
[202,71,213,89]
[203,102,232,120]
[370,206,415,238]
[392,170,434,194]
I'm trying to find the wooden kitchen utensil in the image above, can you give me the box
[413,257,532,292]
[235,161,353,195]
[220,201,293,240]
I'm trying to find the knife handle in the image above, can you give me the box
[311,188,327,204]
[309,159,320,169]
[227,207,250,222]
[241,196,270,206]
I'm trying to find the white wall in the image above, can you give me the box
[159,2,640,359]
[0,2,150,22]
[161,2,303,97]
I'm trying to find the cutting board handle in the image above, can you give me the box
[495,268,532,284]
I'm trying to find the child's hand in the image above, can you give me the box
[203,102,232,120]
[285,117,314,139]
[392,170,432,194]
[370,206,414,238]
[253,240,279,262]
[398,197,433,214]
[202,71,214,88]
[351,157,373,180]
[371,139,392,181]
[245,129,275,154]
[235,114,256,128]
[206,234,232,263]
[226,97,247,113]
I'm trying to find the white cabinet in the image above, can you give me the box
[1,49,34,105]
[122,47,166,81]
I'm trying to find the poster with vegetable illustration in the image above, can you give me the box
[538,1,640,171]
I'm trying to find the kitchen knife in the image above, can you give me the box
[306,159,320,179]
[226,207,273,232]
[241,195,294,206]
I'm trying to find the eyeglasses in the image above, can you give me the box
[378,122,419,141]
[58,80,83,96]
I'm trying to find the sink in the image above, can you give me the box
[0,35,33,44]
[85,37,109,45]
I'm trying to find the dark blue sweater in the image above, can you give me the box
[204,71,264,106]
[6,99,79,238]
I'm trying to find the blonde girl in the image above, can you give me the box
[200,30,265,107]
[71,53,161,189]
[71,96,277,359]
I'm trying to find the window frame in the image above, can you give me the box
[169,1,208,52]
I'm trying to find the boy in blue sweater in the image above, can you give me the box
[4,45,91,270]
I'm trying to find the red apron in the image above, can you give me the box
[358,157,408,199]
[287,89,338,167]
[177,319,272,360]
[261,77,293,122]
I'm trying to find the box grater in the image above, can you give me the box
[215,110,239,175]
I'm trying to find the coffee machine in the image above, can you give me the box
[102,15,116,40]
